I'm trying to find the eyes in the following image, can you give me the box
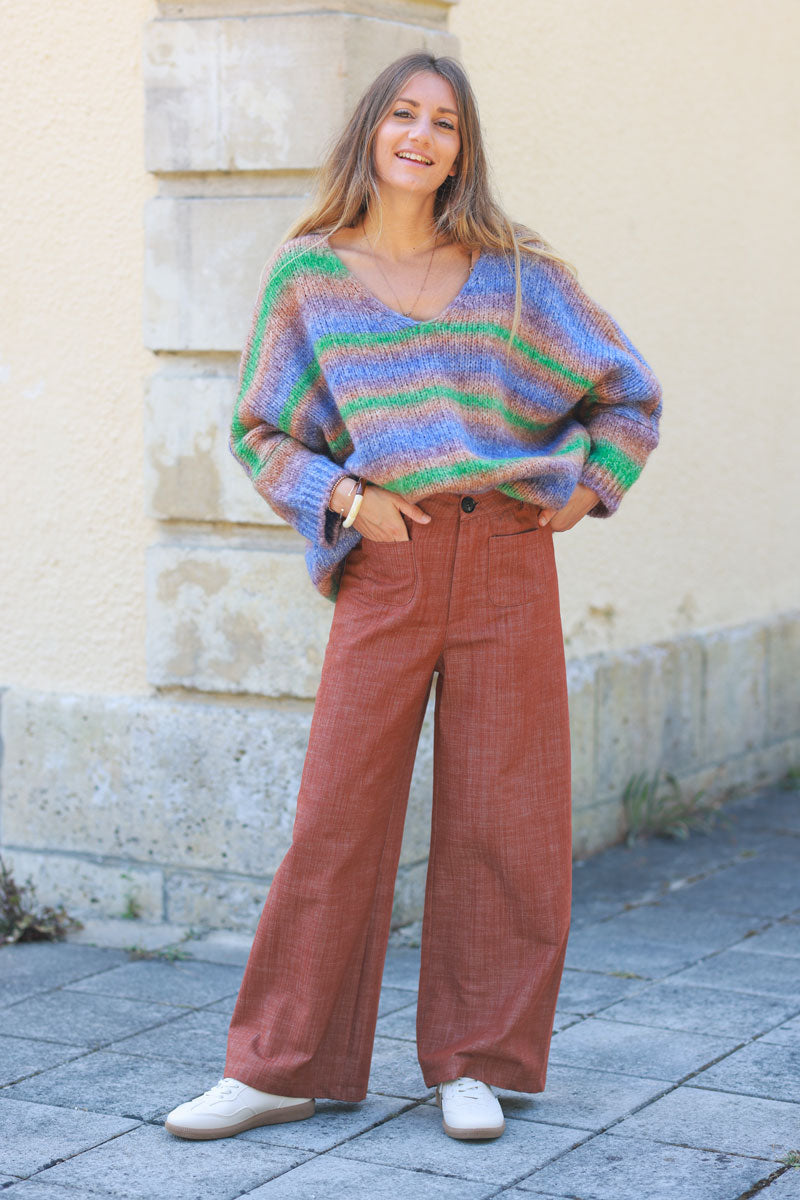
[392,107,456,131]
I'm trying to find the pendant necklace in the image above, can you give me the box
[362,228,438,319]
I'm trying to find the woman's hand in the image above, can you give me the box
[333,479,431,541]
[537,483,600,532]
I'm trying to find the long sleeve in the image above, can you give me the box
[550,263,663,518]
[229,244,351,547]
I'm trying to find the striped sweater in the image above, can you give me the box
[230,231,663,602]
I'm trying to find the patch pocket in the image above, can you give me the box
[487,526,551,608]
[351,531,417,607]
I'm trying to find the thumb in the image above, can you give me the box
[537,507,555,526]
[402,502,432,523]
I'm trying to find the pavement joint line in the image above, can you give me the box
[735,1162,800,1199]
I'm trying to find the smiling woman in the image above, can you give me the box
[165,49,663,1147]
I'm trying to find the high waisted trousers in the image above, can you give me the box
[224,488,573,1102]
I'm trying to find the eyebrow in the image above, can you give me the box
[395,96,459,118]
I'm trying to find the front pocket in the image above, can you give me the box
[350,536,417,606]
[487,526,551,607]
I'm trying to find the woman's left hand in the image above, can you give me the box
[537,483,600,531]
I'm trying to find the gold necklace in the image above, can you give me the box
[362,228,438,319]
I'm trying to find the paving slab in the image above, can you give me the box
[30,1121,314,1199]
[2,1051,223,1121]
[689,1039,800,1103]
[243,1153,497,1198]
[374,999,417,1041]
[510,1131,774,1198]
[0,988,187,1047]
[547,1016,739,1080]
[0,943,129,1007]
[606,1084,800,1159]
[760,1012,800,1049]
[578,901,770,953]
[328,1102,587,1185]
[667,947,800,998]
[64,958,243,1007]
[106,1007,230,1066]
[551,968,649,1015]
[563,927,710,977]
[654,857,800,919]
[377,946,421,992]
[728,919,800,957]
[466,1066,669,1132]
[599,979,799,1037]
[757,1167,800,1197]
[0,1183,118,1199]
[365,1035,433,1099]
[721,787,800,834]
[0,1098,139,1176]
[230,1093,413,1153]
[0,1035,89,1087]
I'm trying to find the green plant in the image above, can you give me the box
[778,1149,800,1168]
[622,768,733,846]
[123,944,194,962]
[0,853,84,946]
[780,765,800,791]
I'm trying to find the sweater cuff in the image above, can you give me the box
[578,410,660,518]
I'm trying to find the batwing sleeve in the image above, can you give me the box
[229,244,351,547]
[555,265,664,518]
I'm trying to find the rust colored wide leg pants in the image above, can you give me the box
[224,489,573,1102]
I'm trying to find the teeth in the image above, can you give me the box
[397,152,432,165]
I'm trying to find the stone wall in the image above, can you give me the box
[0,0,797,934]
[2,612,797,930]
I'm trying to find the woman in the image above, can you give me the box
[166,51,662,1143]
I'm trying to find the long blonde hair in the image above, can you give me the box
[281,51,578,356]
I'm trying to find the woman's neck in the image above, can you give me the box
[357,203,440,261]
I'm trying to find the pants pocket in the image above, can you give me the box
[348,529,417,606]
[487,525,552,608]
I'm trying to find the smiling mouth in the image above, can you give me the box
[395,151,433,166]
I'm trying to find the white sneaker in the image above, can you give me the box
[164,1076,315,1140]
[434,1075,505,1139]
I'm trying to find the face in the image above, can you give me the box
[371,71,462,199]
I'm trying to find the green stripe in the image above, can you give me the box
[384,438,587,494]
[338,386,552,437]
[314,322,592,390]
[584,438,642,489]
[231,247,341,474]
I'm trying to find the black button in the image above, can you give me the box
[461,496,476,512]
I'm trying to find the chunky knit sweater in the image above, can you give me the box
[229,231,663,602]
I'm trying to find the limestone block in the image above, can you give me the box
[1,688,312,878]
[566,656,597,809]
[0,849,163,924]
[594,644,673,799]
[701,622,769,765]
[144,13,457,173]
[766,610,800,743]
[143,195,301,351]
[146,542,333,697]
[144,371,280,526]
[572,800,626,861]
[165,869,273,931]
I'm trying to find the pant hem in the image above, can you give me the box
[224,1061,369,1104]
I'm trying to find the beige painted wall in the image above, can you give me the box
[0,0,158,696]
[1,0,797,697]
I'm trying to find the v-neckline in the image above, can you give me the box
[320,231,484,327]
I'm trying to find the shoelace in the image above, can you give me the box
[201,1077,241,1101]
[441,1076,494,1101]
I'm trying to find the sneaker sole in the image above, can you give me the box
[435,1090,505,1139]
[165,1098,316,1140]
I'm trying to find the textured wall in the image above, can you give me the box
[1,1,798,693]
[0,0,158,695]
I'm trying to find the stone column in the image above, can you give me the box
[140,0,459,925]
